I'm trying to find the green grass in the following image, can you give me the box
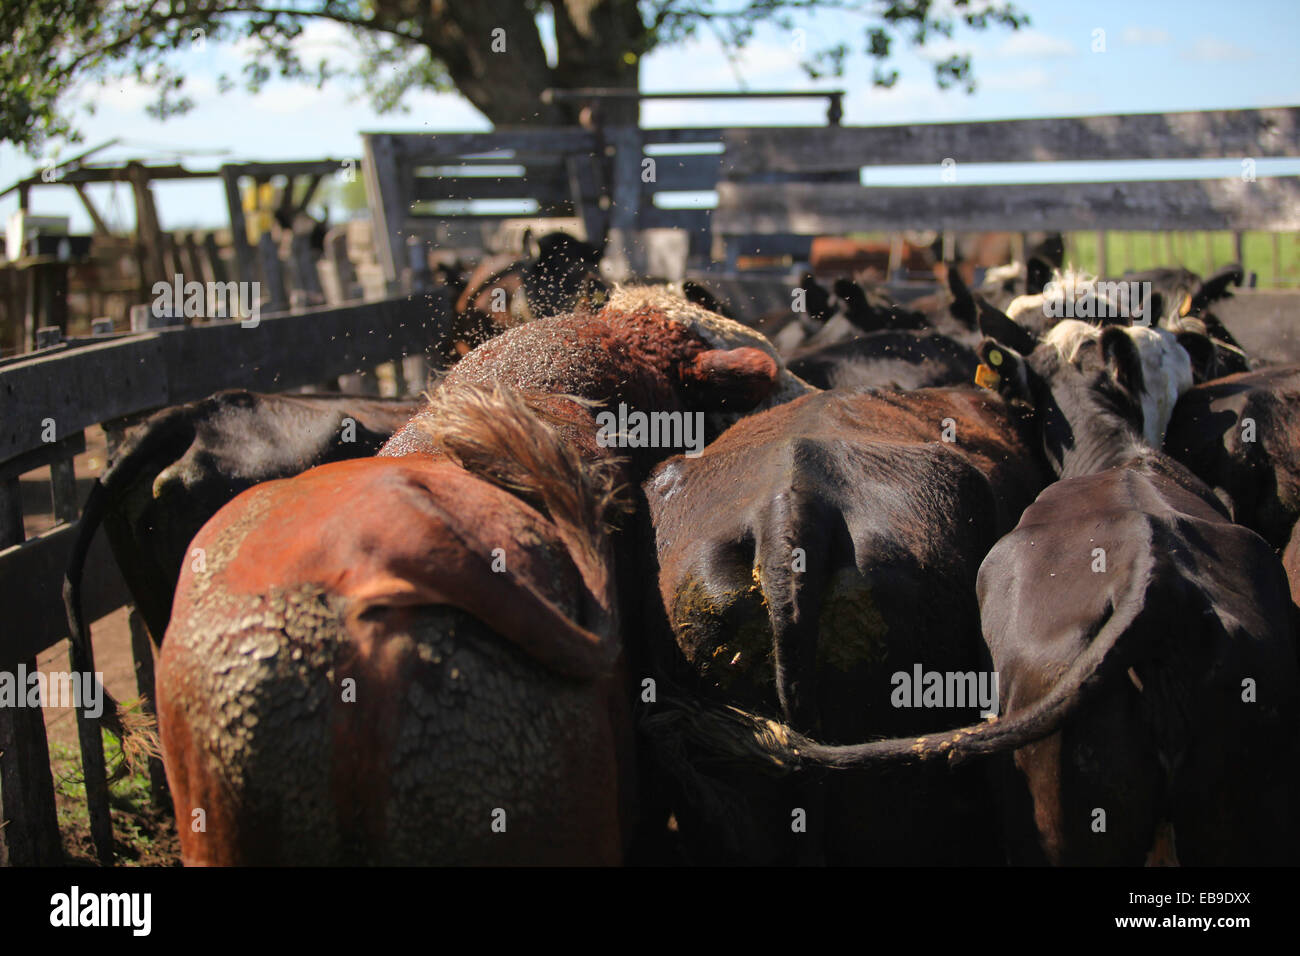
[1065,231,1300,286]
[48,732,176,865]
[841,229,1300,286]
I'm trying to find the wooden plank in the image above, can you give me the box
[642,128,728,145]
[640,207,712,233]
[714,177,1300,236]
[0,523,131,670]
[127,610,168,807]
[69,632,114,865]
[222,160,350,180]
[220,168,255,285]
[0,465,62,865]
[0,659,63,865]
[361,135,408,283]
[0,432,86,484]
[380,129,597,157]
[0,293,450,463]
[721,107,1300,175]
[644,153,722,194]
[257,232,288,314]
[409,174,571,203]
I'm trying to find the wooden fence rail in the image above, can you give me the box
[0,289,451,865]
[364,106,1299,279]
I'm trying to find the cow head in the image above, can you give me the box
[604,284,816,413]
[976,306,1195,477]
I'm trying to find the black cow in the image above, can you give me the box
[1164,365,1300,549]
[643,384,1050,864]
[64,389,421,648]
[644,314,1295,865]
[969,318,1298,864]
[788,329,978,391]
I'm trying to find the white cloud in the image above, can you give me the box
[1121,26,1171,47]
[981,67,1050,91]
[996,30,1077,59]
[1184,37,1254,61]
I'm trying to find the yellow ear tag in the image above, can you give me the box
[988,349,1003,367]
[1179,293,1193,317]
[975,363,1001,390]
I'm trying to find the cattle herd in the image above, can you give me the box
[63,232,1300,865]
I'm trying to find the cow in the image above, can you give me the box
[64,390,421,650]
[642,383,1051,864]
[153,290,793,864]
[381,284,814,460]
[644,315,1295,866]
[969,319,1297,864]
[1164,365,1300,550]
[450,230,606,355]
[788,329,978,391]
[1002,265,1248,378]
[157,386,636,864]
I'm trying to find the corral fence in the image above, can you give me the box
[364,103,1299,293]
[0,289,452,865]
[1,102,1298,866]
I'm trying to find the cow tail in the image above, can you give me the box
[755,488,833,732]
[648,546,1156,774]
[418,383,630,668]
[62,409,195,765]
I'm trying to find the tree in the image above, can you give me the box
[2,1,1029,152]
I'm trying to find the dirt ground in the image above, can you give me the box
[20,424,181,866]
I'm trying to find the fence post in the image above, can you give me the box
[0,480,63,866]
[258,232,289,315]
[602,125,645,282]
[127,611,168,808]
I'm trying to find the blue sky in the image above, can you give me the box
[3,0,1298,231]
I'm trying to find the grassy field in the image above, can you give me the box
[1064,231,1300,286]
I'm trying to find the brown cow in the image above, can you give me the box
[158,387,633,864]
[156,292,788,864]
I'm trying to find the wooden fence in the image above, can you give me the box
[0,289,452,865]
[364,105,1299,278]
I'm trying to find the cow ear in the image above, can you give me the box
[1176,330,1218,383]
[681,347,779,409]
[1026,256,1053,295]
[946,267,977,330]
[1099,326,1145,398]
[1142,291,1165,327]
[976,339,1031,402]
[1190,264,1243,313]
[977,300,1038,356]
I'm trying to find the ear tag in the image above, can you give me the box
[988,349,1003,366]
[1179,293,1193,317]
[975,363,1001,390]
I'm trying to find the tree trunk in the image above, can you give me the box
[374,0,645,127]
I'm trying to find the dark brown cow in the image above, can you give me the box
[643,385,1050,863]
